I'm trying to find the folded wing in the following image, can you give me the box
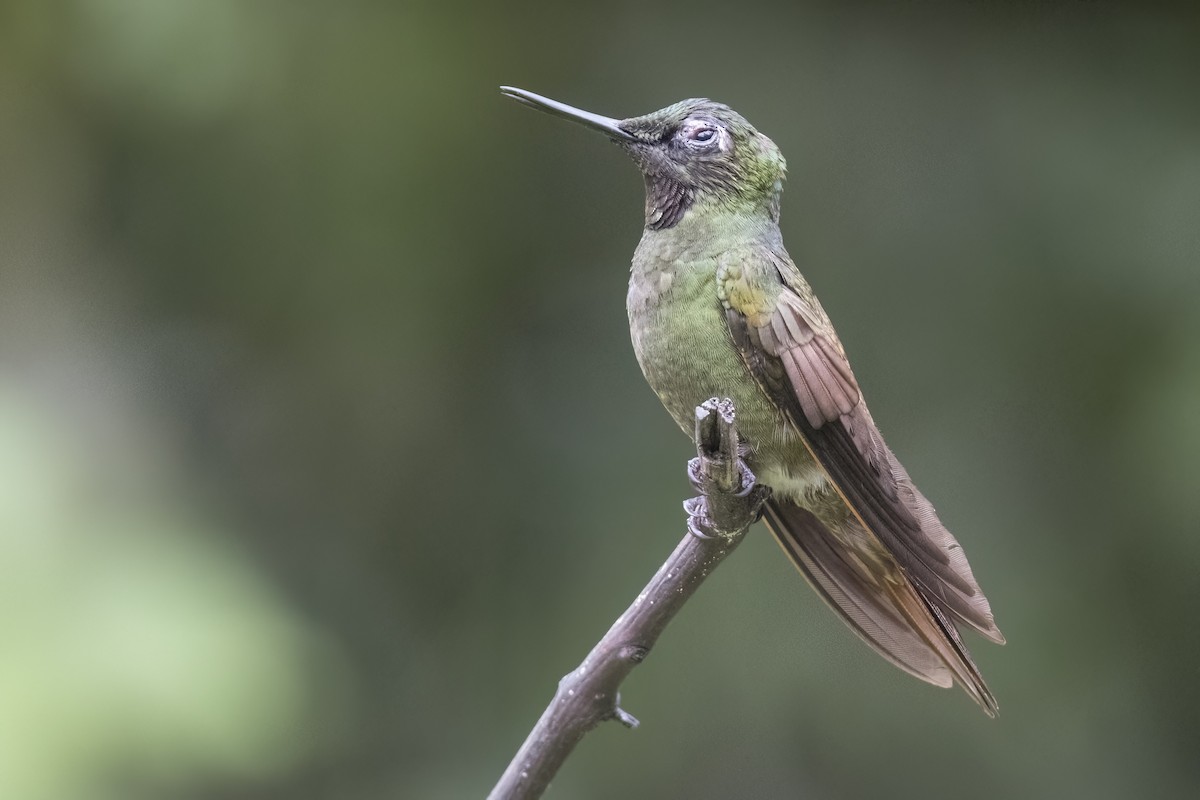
[721,248,1004,712]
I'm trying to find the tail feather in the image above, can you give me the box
[763,498,999,716]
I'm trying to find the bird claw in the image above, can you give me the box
[686,496,710,542]
[683,496,719,540]
[685,458,770,539]
[688,456,759,497]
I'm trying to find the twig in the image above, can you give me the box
[487,398,768,800]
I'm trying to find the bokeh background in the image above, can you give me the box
[3,2,1199,798]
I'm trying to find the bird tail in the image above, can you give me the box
[762,498,999,716]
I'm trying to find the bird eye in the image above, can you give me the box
[681,122,715,148]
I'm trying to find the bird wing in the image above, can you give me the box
[719,247,1003,708]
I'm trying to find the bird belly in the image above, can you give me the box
[627,259,826,501]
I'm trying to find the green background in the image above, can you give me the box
[2,2,1198,798]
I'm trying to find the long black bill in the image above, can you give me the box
[500,86,637,143]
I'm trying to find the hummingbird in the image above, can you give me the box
[501,87,1005,715]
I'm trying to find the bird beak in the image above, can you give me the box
[501,86,638,143]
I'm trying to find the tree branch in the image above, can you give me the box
[488,398,768,800]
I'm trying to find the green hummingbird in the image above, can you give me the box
[501,87,1005,715]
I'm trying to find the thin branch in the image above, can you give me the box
[488,398,768,800]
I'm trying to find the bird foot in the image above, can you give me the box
[687,456,762,497]
[684,461,771,540]
[683,496,719,540]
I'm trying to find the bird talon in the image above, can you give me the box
[687,515,718,541]
[684,496,718,540]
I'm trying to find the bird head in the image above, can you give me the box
[502,88,786,230]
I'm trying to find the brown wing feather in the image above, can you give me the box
[720,248,1004,712]
[725,267,1003,644]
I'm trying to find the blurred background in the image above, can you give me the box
[2,2,1198,798]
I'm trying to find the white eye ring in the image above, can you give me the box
[680,121,722,149]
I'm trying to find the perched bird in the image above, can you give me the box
[501,87,1005,715]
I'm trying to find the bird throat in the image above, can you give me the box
[644,173,695,231]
